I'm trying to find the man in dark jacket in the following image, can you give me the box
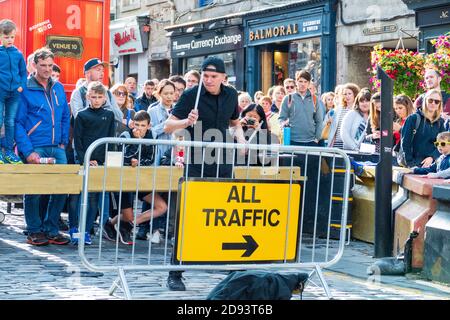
[15,47,70,246]
[134,80,157,112]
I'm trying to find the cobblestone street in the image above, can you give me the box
[1,202,449,300]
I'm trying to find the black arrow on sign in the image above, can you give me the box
[222,235,259,257]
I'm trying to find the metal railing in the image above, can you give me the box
[78,137,352,299]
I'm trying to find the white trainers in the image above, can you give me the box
[150,230,161,244]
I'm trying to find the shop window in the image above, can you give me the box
[289,37,321,93]
[185,52,238,88]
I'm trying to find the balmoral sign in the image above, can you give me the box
[247,16,322,46]
[249,23,299,41]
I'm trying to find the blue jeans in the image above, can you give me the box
[0,89,20,151]
[71,192,110,232]
[24,147,67,236]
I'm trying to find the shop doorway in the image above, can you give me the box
[260,44,289,95]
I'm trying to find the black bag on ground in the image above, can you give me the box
[206,270,309,300]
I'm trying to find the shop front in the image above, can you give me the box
[402,0,450,53]
[244,0,336,96]
[110,15,150,85]
[168,23,244,90]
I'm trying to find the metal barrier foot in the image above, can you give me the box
[314,265,333,299]
[109,268,132,300]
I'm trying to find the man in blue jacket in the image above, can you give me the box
[15,47,71,246]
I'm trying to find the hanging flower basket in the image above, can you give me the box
[368,32,450,98]
[368,44,425,99]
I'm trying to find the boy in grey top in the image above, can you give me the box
[278,70,324,146]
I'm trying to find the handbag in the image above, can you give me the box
[321,122,331,140]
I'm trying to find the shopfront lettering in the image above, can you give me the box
[172,33,242,54]
[114,28,137,47]
[249,23,299,42]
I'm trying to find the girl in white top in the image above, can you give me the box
[340,88,371,151]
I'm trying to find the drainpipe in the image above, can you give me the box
[167,1,176,25]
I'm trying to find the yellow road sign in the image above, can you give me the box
[174,179,301,264]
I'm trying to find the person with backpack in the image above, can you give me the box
[400,89,446,168]
[278,69,325,147]
[69,58,122,123]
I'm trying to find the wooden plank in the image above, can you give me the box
[0,166,304,195]
[0,174,82,194]
[87,167,184,192]
[233,166,302,180]
[0,164,81,174]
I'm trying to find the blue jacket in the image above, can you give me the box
[15,76,70,158]
[401,110,446,167]
[0,45,27,92]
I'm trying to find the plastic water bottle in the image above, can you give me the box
[283,125,291,146]
[39,157,56,164]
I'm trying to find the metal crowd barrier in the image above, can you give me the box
[78,137,352,299]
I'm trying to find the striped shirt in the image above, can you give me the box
[333,108,350,149]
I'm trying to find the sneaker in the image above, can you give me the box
[46,233,70,245]
[84,232,92,245]
[114,222,134,245]
[151,230,161,244]
[167,271,186,291]
[102,220,117,241]
[4,151,23,164]
[69,227,80,245]
[135,224,149,241]
[27,232,49,246]
[58,217,69,231]
[0,153,5,164]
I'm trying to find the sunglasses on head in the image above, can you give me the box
[427,98,441,105]
[434,141,450,147]
[115,91,127,97]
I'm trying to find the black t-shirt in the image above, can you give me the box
[171,84,239,142]
[171,84,239,177]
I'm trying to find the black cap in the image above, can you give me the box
[84,58,108,73]
[201,56,226,74]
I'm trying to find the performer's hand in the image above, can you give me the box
[26,152,40,164]
[186,109,199,126]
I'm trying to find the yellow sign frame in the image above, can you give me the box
[174,178,301,264]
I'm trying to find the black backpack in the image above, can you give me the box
[206,270,309,300]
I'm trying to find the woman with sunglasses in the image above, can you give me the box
[111,83,135,132]
[400,89,446,168]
